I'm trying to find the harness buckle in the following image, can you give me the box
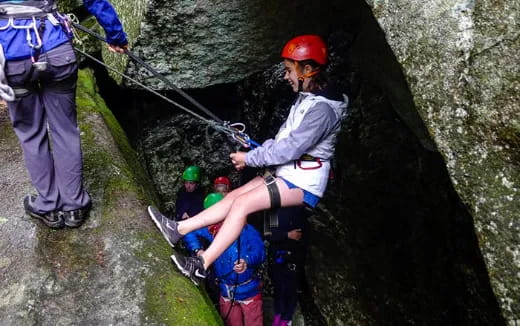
[264,175,276,186]
[32,61,47,71]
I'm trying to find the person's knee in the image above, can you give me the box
[228,195,251,218]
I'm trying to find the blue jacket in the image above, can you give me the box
[184,224,265,301]
[0,0,127,61]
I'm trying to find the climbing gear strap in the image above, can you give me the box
[264,173,281,210]
[294,61,320,81]
[0,2,57,19]
[0,17,44,52]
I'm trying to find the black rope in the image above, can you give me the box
[71,22,223,124]
[72,22,263,149]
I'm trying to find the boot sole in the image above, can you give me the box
[26,210,64,229]
[64,219,84,228]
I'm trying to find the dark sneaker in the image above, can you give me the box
[63,201,92,228]
[24,194,64,229]
[147,206,182,247]
[171,251,207,286]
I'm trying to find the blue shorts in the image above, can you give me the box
[279,177,320,208]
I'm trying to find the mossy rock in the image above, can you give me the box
[0,69,222,325]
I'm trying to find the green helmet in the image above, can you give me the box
[182,166,201,182]
[204,192,224,209]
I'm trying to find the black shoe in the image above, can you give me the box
[147,206,182,247]
[63,201,92,228]
[171,252,207,286]
[23,194,64,229]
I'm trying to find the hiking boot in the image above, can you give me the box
[63,201,92,228]
[171,251,207,286]
[147,206,182,247]
[24,194,64,229]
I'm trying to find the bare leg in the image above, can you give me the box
[200,178,304,269]
[177,176,265,234]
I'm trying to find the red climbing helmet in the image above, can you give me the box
[281,35,328,65]
[214,176,231,187]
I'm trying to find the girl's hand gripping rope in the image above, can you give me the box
[230,152,247,171]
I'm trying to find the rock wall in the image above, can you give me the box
[88,0,518,324]
[128,0,350,89]
[364,0,520,323]
[59,0,147,83]
[0,69,222,325]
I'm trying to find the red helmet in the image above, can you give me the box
[214,176,231,187]
[281,35,328,65]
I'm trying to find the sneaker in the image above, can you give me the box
[171,251,207,286]
[63,201,92,228]
[147,206,182,247]
[23,194,64,229]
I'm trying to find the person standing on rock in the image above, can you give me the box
[0,0,128,228]
[148,35,348,285]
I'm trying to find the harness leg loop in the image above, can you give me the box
[264,175,281,210]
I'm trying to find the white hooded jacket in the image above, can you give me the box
[246,89,348,197]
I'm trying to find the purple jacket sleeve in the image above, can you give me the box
[83,0,128,45]
[245,102,337,167]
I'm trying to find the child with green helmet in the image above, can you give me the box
[175,166,204,221]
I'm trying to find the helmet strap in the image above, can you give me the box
[295,61,320,92]
[297,79,304,92]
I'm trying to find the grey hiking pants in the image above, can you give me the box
[5,42,90,214]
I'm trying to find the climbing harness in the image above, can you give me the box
[294,153,323,170]
[70,22,260,150]
[0,1,64,71]
[0,1,73,100]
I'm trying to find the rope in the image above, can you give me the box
[74,47,221,129]
[71,22,260,148]
[71,22,223,123]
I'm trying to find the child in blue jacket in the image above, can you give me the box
[184,192,265,326]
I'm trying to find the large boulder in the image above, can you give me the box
[364,0,519,323]
[127,1,352,89]
[0,69,222,325]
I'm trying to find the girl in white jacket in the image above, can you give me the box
[148,35,348,285]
